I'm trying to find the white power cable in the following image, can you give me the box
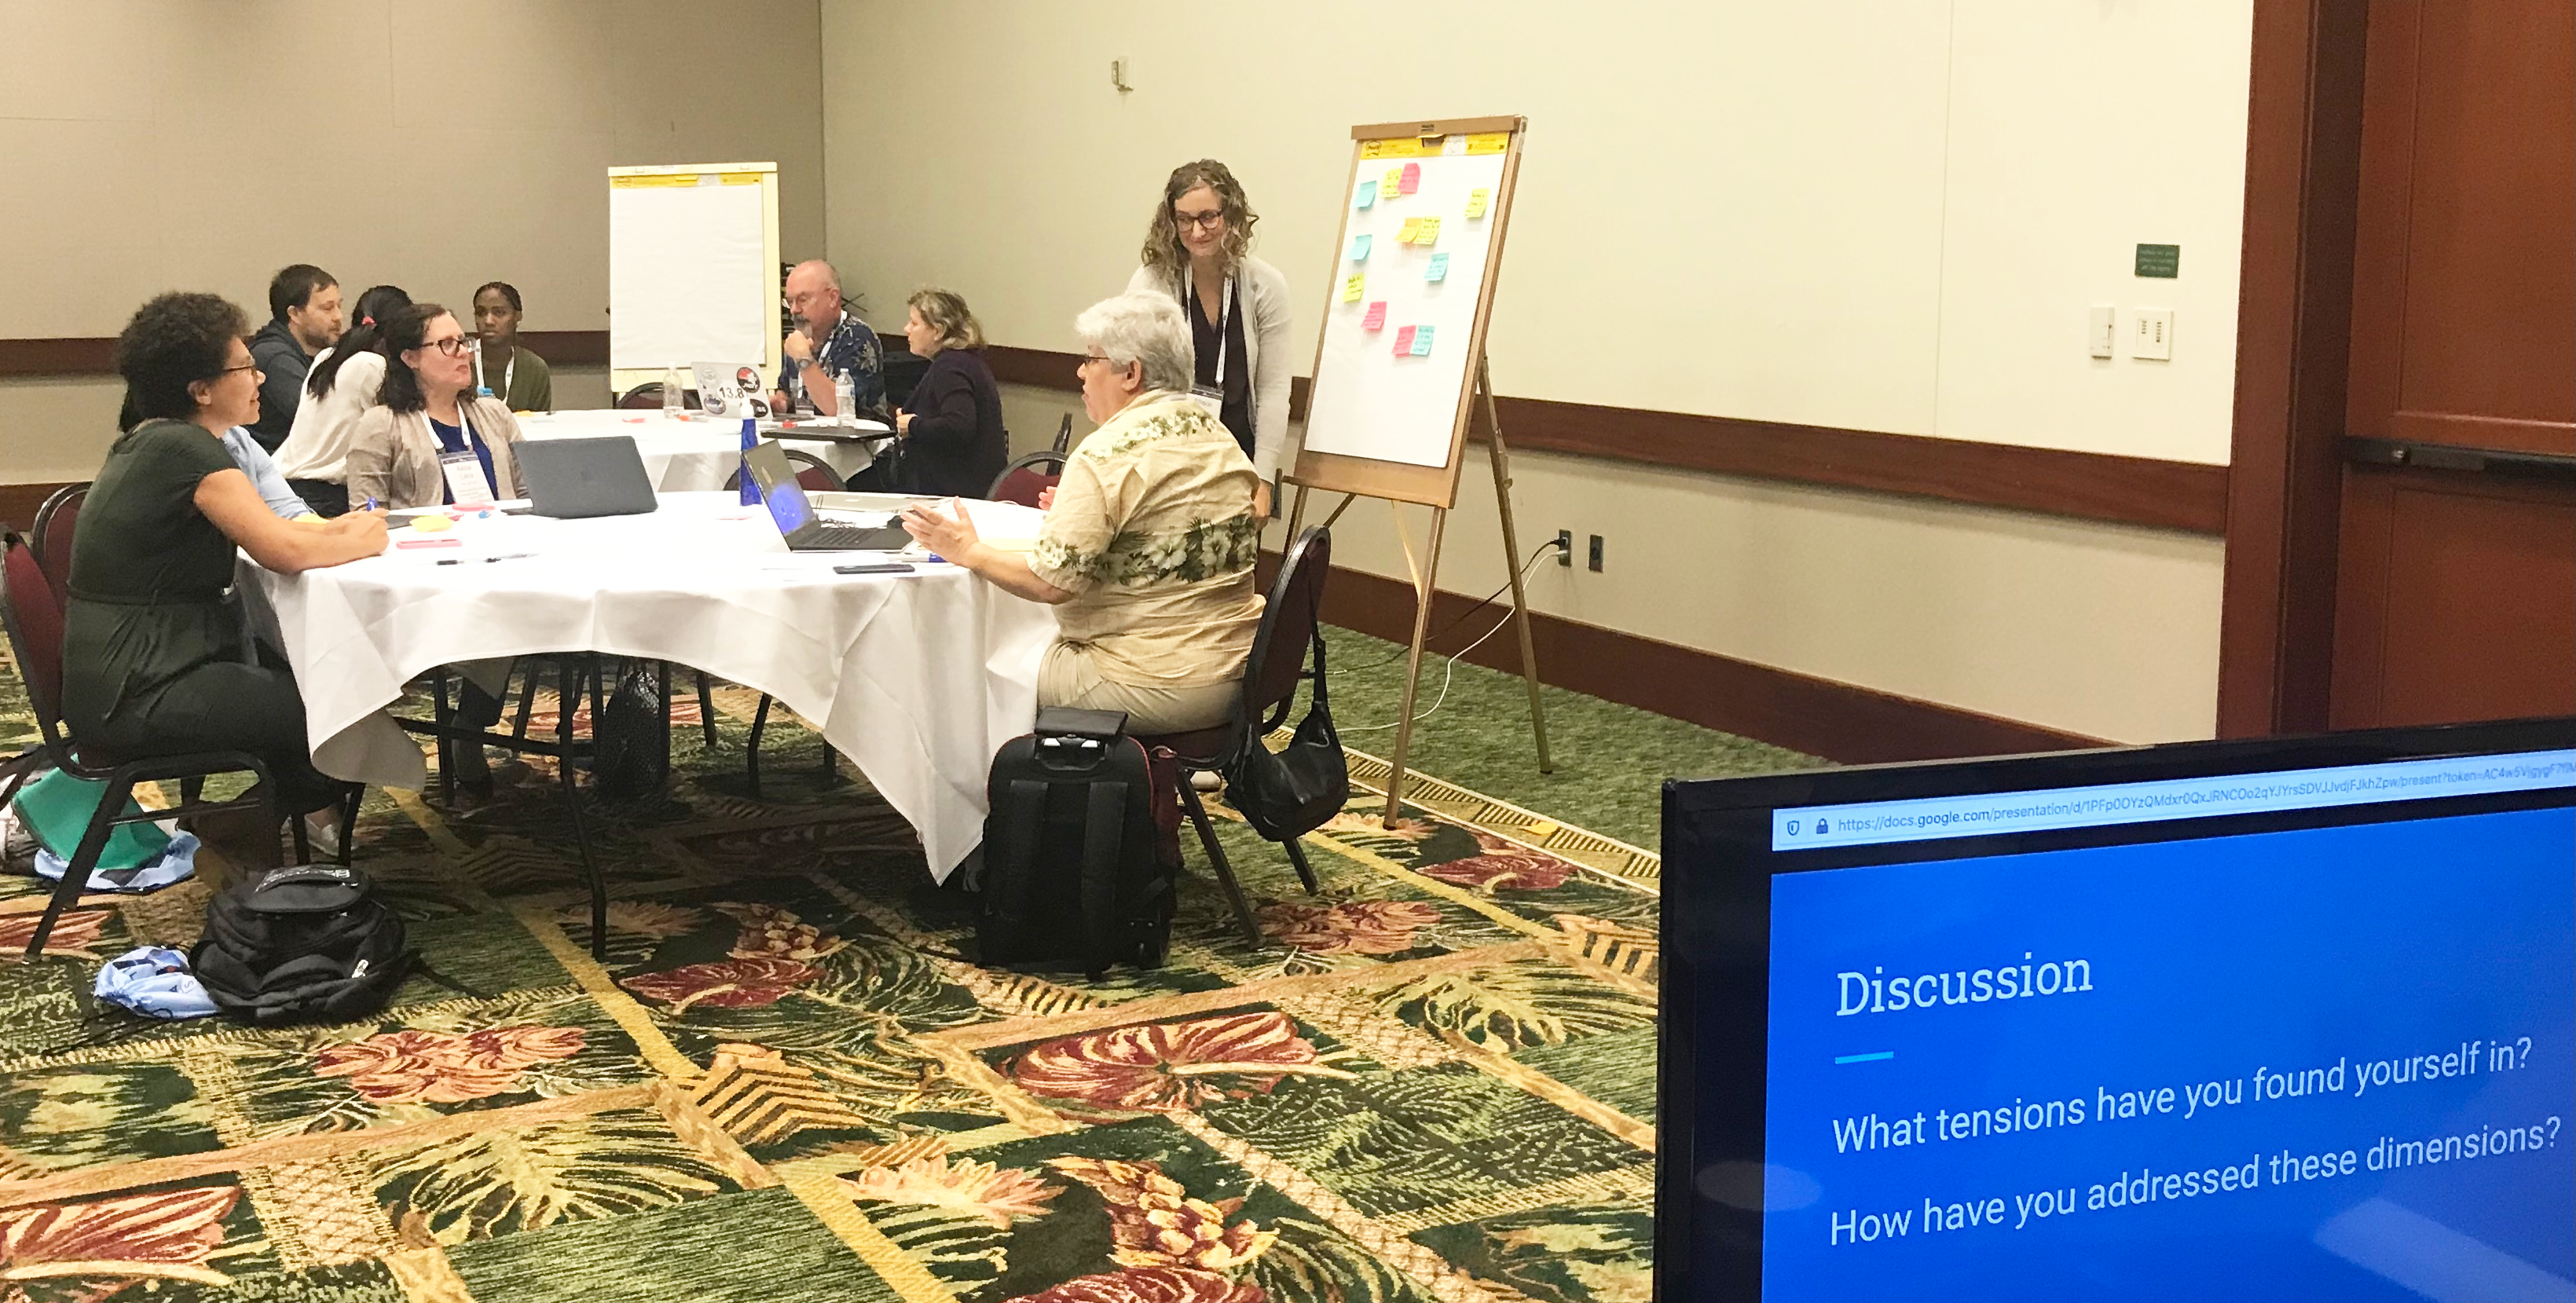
[1343,572,1534,733]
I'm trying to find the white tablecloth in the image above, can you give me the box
[240,492,1057,880]
[517,409,885,490]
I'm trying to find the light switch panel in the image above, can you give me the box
[2089,305,2116,359]
[2129,308,2173,361]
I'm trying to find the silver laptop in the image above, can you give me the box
[744,441,912,551]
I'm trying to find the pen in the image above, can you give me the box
[436,552,538,565]
[363,496,377,512]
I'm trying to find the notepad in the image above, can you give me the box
[1343,273,1365,302]
[1399,162,1420,193]
[1356,180,1376,208]
[1426,252,1449,281]
[1466,187,1490,218]
[1411,325,1435,357]
[1413,217,1440,246]
[1394,325,1417,355]
[1362,301,1387,331]
[1350,233,1371,261]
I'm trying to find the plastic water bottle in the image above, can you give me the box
[833,370,856,426]
[738,419,762,506]
[661,366,684,419]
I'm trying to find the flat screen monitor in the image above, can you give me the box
[1658,717,2575,1301]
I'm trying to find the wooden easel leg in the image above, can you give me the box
[1383,507,1446,824]
[1283,482,1310,544]
[1479,357,1552,773]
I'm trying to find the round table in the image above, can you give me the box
[240,492,1056,880]
[515,409,885,490]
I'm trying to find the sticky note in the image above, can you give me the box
[1362,301,1387,331]
[1412,324,1434,357]
[1466,187,1490,218]
[1356,180,1376,209]
[1349,233,1371,261]
[1398,217,1422,244]
[1413,217,1440,246]
[1383,167,1402,196]
[1425,252,1449,282]
[1342,273,1365,302]
[1393,325,1416,355]
[1399,162,1421,194]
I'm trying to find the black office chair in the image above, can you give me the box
[1133,526,1334,943]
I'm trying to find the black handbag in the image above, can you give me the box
[1222,625,1348,840]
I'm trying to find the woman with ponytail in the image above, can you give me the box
[275,284,411,516]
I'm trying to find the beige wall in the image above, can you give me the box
[0,0,823,477]
[824,0,2248,742]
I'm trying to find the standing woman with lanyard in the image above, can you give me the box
[1124,159,1291,519]
[471,281,553,411]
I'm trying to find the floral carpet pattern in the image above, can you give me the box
[0,671,1663,1303]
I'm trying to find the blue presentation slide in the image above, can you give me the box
[1761,807,2574,1301]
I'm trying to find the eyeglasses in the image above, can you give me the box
[219,361,259,375]
[1078,353,1124,372]
[423,337,480,357]
[1172,209,1226,232]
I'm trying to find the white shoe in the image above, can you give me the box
[302,814,344,862]
[1189,770,1222,792]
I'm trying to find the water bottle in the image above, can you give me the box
[833,370,856,426]
[738,419,762,506]
[661,366,685,418]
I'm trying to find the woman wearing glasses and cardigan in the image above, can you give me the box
[1123,159,1291,520]
[344,303,527,510]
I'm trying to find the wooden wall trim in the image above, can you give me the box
[0,482,75,531]
[1288,555,2109,764]
[2216,0,2371,737]
[985,343,2227,534]
[1,331,612,379]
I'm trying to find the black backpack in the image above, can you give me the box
[977,708,1174,977]
[192,866,412,1025]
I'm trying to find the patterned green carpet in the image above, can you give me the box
[0,637,1808,1303]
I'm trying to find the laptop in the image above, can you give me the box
[516,436,659,518]
[744,441,914,551]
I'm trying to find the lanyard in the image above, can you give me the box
[423,404,480,456]
[1185,271,1234,387]
[472,346,515,401]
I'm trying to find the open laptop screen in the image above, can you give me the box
[1659,719,2576,1301]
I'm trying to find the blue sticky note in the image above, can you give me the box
[1350,233,1372,261]
[1356,180,1376,209]
[1425,252,1449,282]
[1411,324,1434,357]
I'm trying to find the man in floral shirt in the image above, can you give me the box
[773,259,885,419]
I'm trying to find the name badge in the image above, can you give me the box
[1189,384,1224,420]
[439,448,495,507]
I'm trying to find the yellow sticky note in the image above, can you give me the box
[1413,216,1440,246]
[1342,273,1365,302]
[1525,818,1559,837]
[1383,167,1402,196]
[1466,187,1490,218]
[1398,217,1422,243]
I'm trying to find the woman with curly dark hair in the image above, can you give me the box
[64,292,389,851]
[1124,159,1292,520]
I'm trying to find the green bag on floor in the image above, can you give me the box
[10,769,173,872]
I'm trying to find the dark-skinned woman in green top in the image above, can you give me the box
[470,281,552,411]
[64,293,389,853]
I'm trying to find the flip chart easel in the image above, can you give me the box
[606,162,782,397]
[1284,115,1551,823]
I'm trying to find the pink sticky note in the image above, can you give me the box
[1394,324,1417,355]
[1363,301,1387,331]
[1399,162,1421,194]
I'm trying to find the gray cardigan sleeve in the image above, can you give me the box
[1241,256,1294,482]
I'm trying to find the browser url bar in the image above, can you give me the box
[1771,750,2576,851]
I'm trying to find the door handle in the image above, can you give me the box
[2344,437,2576,483]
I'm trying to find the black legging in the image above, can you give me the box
[88,652,342,814]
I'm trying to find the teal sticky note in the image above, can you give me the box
[1350,233,1372,261]
[1425,252,1449,282]
[1411,324,1434,357]
[1356,180,1376,209]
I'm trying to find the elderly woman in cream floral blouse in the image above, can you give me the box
[900,292,1266,734]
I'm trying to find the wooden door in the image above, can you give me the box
[2328,0,2576,730]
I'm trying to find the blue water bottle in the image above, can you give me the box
[738,419,762,506]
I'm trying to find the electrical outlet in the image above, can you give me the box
[1555,529,1573,566]
[1588,534,1604,573]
